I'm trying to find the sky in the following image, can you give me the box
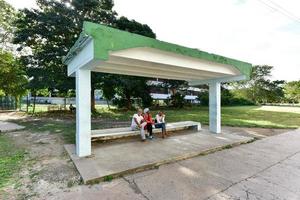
[6,0,300,81]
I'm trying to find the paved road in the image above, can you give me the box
[54,129,300,200]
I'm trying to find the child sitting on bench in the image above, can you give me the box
[155,111,167,138]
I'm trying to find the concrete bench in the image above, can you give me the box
[91,121,201,141]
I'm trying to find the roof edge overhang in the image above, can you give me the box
[63,21,252,79]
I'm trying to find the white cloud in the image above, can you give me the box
[6,0,300,81]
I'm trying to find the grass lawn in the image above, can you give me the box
[15,105,300,145]
[97,105,300,129]
[0,134,25,189]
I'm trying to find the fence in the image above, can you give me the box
[19,96,110,113]
[0,96,17,110]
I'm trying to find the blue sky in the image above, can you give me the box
[6,0,300,81]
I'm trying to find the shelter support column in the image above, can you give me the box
[76,69,91,157]
[209,82,221,133]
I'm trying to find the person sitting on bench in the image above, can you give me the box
[143,108,155,140]
[131,108,148,141]
[155,111,167,138]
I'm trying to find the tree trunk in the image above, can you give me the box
[64,97,67,110]
[26,95,29,113]
[33,94,36,114]
[91,88,96,112]
[170,88,176,95]
[126,94,132,110]
[14,95,19,111]
[106,99,110,110]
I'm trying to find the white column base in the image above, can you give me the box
[209,82,221,133]
[76,69,91,157]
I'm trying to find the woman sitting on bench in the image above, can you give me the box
[143,108,154,140]
[131,108,147,141]
[155,111,167,138]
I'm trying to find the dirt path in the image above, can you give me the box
[1,129,81,199]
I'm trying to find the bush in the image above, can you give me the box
[197,91,209,106]
[197,90,255,106]
[229,97,255,106]
[169,93,185,108]
[140,93,153,108]
[112,98,134,109]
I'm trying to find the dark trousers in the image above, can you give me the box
[155,123,166,133]
[146,123,153,136]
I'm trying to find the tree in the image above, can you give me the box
[169,92,185,108]
[265,80,285,103]
[107,75,152,109]
[162,80,188,95]
[0,51,28,108]
[284,81,300,103]
[14,0,117,110]
[94,16,157,110]
[197,91,209,106]
[14,0,156,111]
[0,0,17,52]
[197,85,254,106]
[245,65,272,103]
[231,65,285,104]
[115,16,156,38]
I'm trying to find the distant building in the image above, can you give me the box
[148,80,202,104]
[24,80,203,105]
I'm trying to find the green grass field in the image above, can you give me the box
[21,106,300,134]
[96,105,300,129]
[14,105,300,146]
[18,105,300,145]
[0,135,25,189]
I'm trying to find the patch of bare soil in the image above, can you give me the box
[0,111,27,121]
[2,130,81,200]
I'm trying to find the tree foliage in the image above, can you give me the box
[169,92,185,108]
[197,86,254,106]
[14,0,116,94]
[0,0,17,51]
[0,51,28,107]
[162,80,188,95]
[284,81,300,103]
[14,0,156,110]
[231,65,285,104]
[105,75,152,109]
[115,16,156,38]
[100,16,156,110]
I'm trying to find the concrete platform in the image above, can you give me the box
[65,129,253,184]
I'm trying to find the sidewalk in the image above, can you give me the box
[58,128,300,200]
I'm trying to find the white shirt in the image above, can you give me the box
[156,114,165,123]
[131,113,144,127]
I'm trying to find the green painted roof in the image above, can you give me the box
[64,21,252,78]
